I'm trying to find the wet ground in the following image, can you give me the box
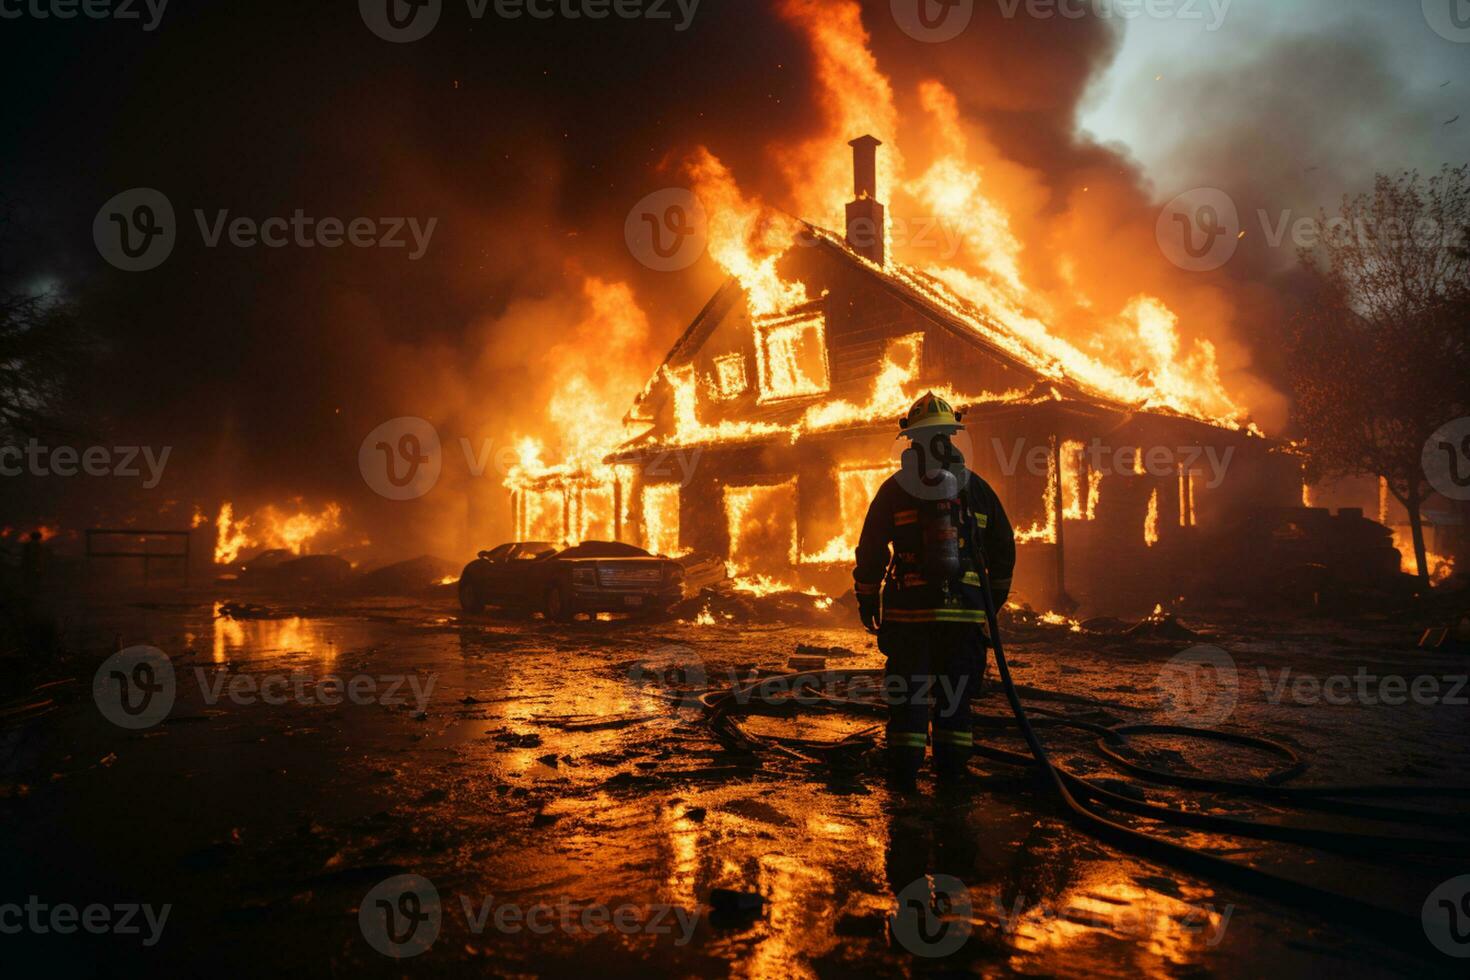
[3,591,1469,976]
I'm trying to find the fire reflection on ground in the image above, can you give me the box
[8,598,1455,976]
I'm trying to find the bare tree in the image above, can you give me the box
[1289,166,1470,587]
[0,207,90,440]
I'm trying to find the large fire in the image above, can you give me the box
[501,0,1266,571]
[212,500,343,565]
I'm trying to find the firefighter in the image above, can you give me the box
[853,394,1016,785]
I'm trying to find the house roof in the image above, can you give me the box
[614,221,1245,460]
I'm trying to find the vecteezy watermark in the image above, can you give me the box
[993,893,1233,947]
[1423,0,1470,44]
[94,188,176,272]
[891,0,974,43]
[1161,189,1470,272]
[94,189,438,271]
[1157,645,1238,726]
[94,646,439,729]
[361,875,442,958]
[0,441,171,488]
[623,643,707,720]
[891,874,972,957]
[1253,209,1470,254]
[988,438,1235,488]
[1424,417,1470,502]
[0,0,168,31]
[361,0,701,43]
[192,669,437,712]
[996,0,1231,29]
[1258,667,1467,708]
[94,646,176,730]
[359,874,699,958]
[0,897,171,947]
[1423,874,1470,958]
[1157,188,1241,272]
[361,417,444,501]
[359,417,705,500]
[626,188,708,272]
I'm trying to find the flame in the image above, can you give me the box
[726,481,800,574]
[799,463,890,564]
[497,0,1264,571]
[643,483,684,557]
[1391,526,1456,586]
[1144,490,1160,548]
[773,0,901,231]
[212,500,342,564]
[214,503,250,564]
[1040,611,1083,632]
[682,1,1253,433]
[686,150,809,318]
[1016,448,1058,545]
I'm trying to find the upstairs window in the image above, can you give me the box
[712,353,749,400]
[755,313,830,403]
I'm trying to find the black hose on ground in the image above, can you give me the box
[965,538,1455,958]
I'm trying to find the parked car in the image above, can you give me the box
[457,541,685,621]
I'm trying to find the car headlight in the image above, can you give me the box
[572,567,597,587]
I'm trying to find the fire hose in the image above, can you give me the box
[696,541,1470,957]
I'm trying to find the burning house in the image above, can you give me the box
[510,137,1301,612]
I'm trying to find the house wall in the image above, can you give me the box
[591,240,1303,613]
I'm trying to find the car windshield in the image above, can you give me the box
[514,543,559,560]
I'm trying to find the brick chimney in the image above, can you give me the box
[845,135,885,266]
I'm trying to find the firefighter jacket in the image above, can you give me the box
[853,470,1016,623]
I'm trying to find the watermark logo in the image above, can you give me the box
[1258,667,1466,708]
[360,874,699,956]
[94,188,175,272]
[193,669,437,712]
[893,428,974,502]
[0,898,171,946]
[360,417,443,500]
[891,0,974,43]
[95,191,437,270]
[1423,0,1470,43]
[361,0,443,42]
[0,0,169,31]
[361,874,442,958]
[0,442,171,488]
[93,646,175,729]
[362,0,700,41]
[1157,645,1237,726]
[1157,188,1239,272]
[1424,417,1470,502]
[994,0,1231,30]
[625,643,706,719]
[891,874,972,957]
[625,188,708,272]
[1423,874,1470,958]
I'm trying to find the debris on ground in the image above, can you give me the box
[216,601,280,620]
[1124,610,1202,642]
[708,888,764,916]
[795,643,860,659]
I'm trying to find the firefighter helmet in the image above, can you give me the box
[897,392,965,440]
